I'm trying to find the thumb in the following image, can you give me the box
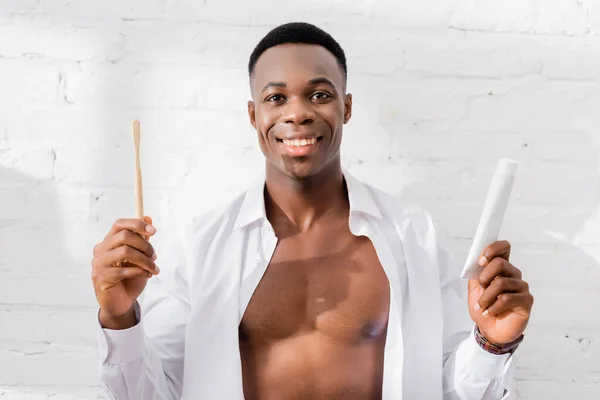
[467,279,483,307]
[142,215,153,241]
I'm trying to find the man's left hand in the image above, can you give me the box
[468,240,534,344]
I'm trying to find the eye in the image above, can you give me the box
[266,94,285,102]
[311,91,331,101]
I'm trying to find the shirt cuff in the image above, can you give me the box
[97,302,146,365]
[457,326,513,379]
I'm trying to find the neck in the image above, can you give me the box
[264,160,348,232]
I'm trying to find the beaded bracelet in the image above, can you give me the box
[474,325,524,355]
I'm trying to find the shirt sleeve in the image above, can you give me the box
[429,214,517,400]
[96,227,191,400]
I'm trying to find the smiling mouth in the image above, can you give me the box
[276,136,323,147]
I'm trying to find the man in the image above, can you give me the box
[92,23,533,399]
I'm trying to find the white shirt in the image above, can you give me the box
[97,171,515,400]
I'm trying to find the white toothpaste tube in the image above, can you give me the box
[461,158,518,279]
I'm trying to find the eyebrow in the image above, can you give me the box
[260,77,337,93]
[308,77,335,88]
[261,81,286,93]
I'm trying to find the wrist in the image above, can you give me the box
[475,325,524,355]
[99,306,137,330]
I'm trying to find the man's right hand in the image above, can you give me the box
[92,216,160,330]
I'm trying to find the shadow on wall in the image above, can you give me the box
[0,165,101,390]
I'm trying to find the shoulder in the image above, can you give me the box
[361,180,436,232]
[358,178,455,257]
[182,190,248,245]
[362,179,457,274]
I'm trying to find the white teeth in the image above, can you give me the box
[282,138,317,147]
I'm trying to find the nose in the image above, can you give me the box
[282,98,316,126]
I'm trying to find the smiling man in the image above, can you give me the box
[93,23,533,399]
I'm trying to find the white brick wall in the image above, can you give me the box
[0,0,599,398]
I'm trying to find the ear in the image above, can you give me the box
[247,100,256,129]
[343,93,353,124]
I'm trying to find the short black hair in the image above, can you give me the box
[248,22,347,79]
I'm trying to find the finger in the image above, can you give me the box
[95,229,157,261]
[94,245,159,275]
[97,266,153,290]
[142,216,153,241]
[105,218,157,240]
[483,292,533,318]
[102,229,156,260]
[478,257,522,288]
[476,277,527,312]
[478,240,511,267]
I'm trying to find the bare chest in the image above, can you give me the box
[240,230,390,343]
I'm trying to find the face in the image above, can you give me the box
[248,44,352,180]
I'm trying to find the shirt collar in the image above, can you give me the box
[233,169,382,231]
